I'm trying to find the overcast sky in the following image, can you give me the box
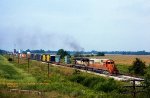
[0,0,150,51]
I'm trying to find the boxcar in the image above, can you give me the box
[35,54,42,61]
[50,55,55,62]
[65,55,71,64]
[55,55,60,63]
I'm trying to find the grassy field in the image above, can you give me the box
[0,55,149,98]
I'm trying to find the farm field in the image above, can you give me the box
[92,55,150,65]
[0,55,149,98]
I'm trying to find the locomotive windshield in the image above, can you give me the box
[106,61,114,64]
[107,62,110,64]
[111,62,114,64]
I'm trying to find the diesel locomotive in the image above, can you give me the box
[75,58,119,74]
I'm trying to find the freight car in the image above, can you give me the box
[41,54,50,62]
[35,54,42,61]
[50,55,55,63]
[29,53,60,63]
[74,58,119,74]
[31,53,36,60]
[65,55,71,64]
[55,55,60,64]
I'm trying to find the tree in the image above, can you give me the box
[26,49,31,52]
[0,49,7,54]
[129,58,146,75]
[57,49,70,59]
[74,52,83,57]
[97,52,105,56]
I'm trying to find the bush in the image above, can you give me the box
[144,74,150,91]
[8,58,13,61]
[73,69,80,75]
[70,75,85,83]
[128,58,146,75]
[94,78,118,92]
[97,52,105,56]
[69,74,121,93]
[82,77,105,88]
[144,65,150,94]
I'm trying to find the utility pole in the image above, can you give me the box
[48,62,50,78]
[13,44,16,61]
[13,53,14,61]
[18,53,20,64]
[28,58,30,73]
[27,52,31,73]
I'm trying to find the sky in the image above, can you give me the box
[0,0,150,51]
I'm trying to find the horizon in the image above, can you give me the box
[1,48,150,53]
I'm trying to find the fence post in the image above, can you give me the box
[133,80,136,98]
[123,79,145,98]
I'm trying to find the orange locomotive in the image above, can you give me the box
[75,58,119,74]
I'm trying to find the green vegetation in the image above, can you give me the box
[116,64,130,74]
[69,73,123,93]
[0,55,36,83]
[97,52,105,56]
[116,58,147,76]
[129,58,146,75]
[57,49,70,59]
[0,55,148,98]
[144,65,150,94]
[0,49,7,54]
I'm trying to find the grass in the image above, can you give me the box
[69,73,124,93]
[0,55,36,83]
[116,64,130,74]
[0,91,42,98]
[0,55,148,98]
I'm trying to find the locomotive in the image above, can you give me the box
[75,58,119,74]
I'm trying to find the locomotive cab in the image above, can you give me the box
[105,60,119,74]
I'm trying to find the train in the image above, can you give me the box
[30,54,61,63]
[17,53,119,75]
[74,58,119,74]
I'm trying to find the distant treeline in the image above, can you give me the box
[104,51,150,55]
[23,50,150,55]
[0,49,8,54]
[1,49,150,55]
[23,49,57,54]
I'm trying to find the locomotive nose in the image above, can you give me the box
[110,63,119,74]
[113,66,119,74]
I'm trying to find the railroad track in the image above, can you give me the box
[51,63,144,85]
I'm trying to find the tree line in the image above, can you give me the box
[0,49,8,54]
